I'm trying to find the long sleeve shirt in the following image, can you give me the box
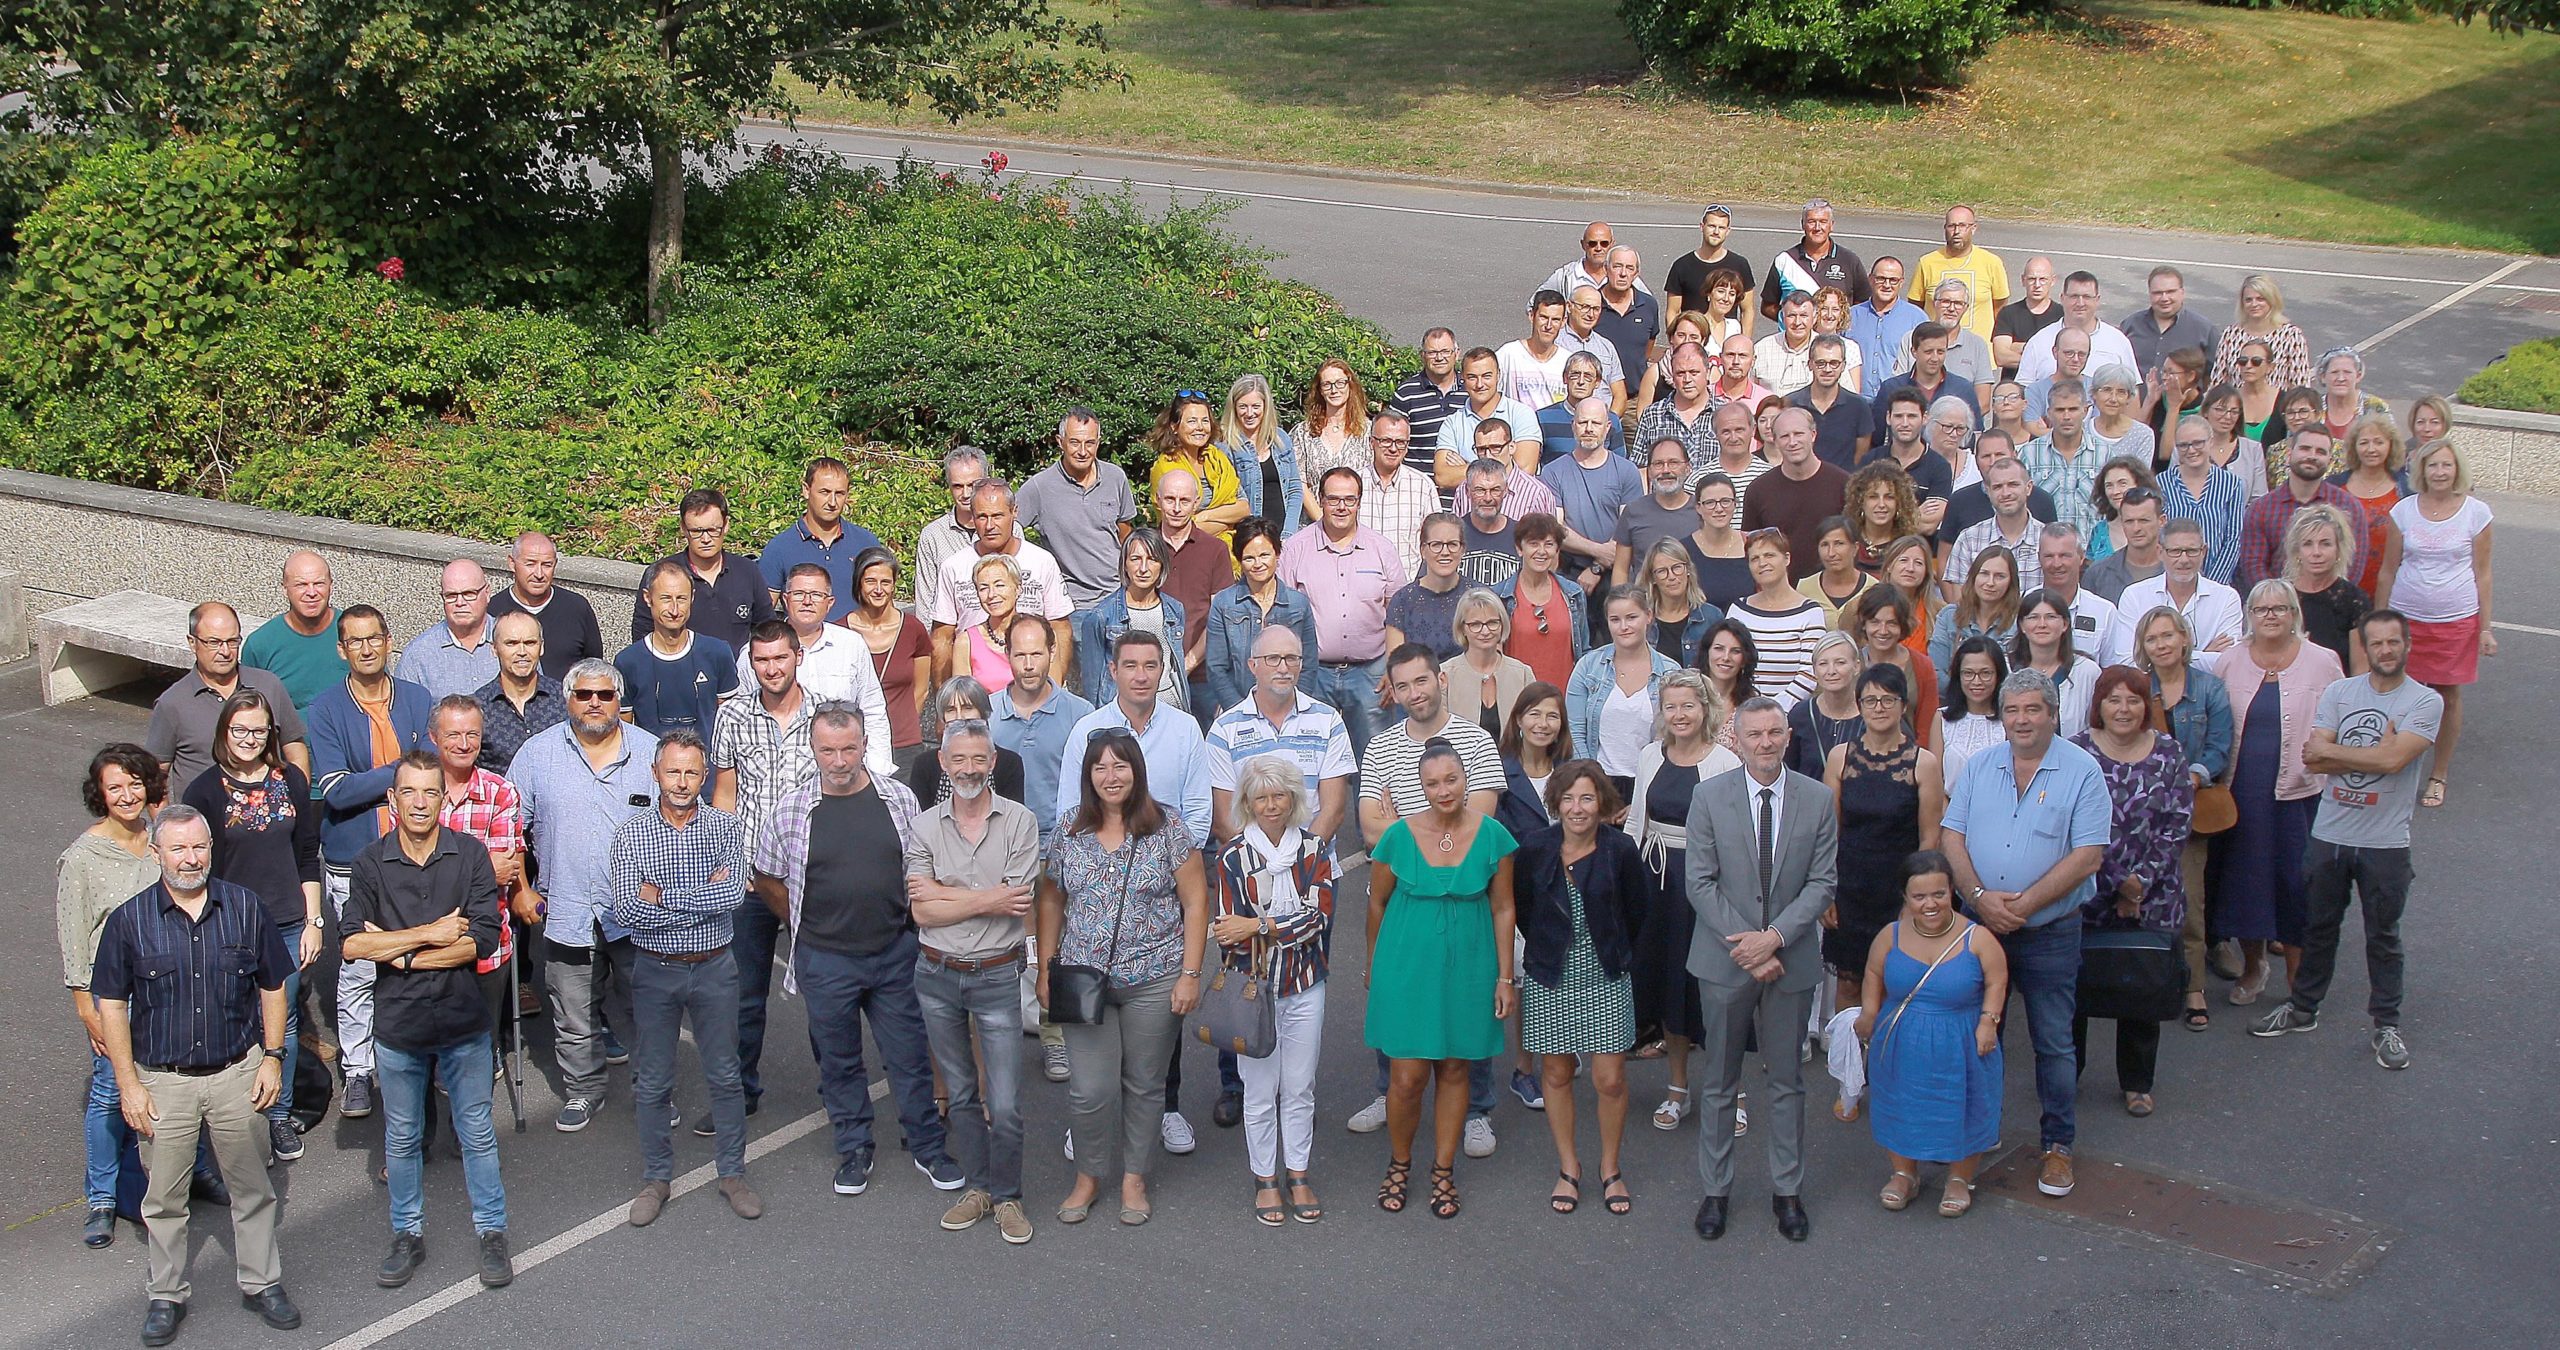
[607,805,748,955]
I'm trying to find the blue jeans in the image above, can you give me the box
[796,933,949,1165]
[1308,657,1385,762]
[1373,1050,1497,1118]
[1999,919,2084,1151]
[270,925,303,1124]
[86,1054,216,1210]
[1163,1041,1245,1113]
[378,1034,507,1236]
[732,899,781,1105]
[913,954,1024,1200]
[630,947,747,1181]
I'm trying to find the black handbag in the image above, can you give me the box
[2076,928,2184,1023]
[1047,849,1132,1026]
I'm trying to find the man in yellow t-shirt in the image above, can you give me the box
[1913,205,2009,343]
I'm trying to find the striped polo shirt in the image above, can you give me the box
[1207,692,1357,800]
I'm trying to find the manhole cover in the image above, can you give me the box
[1976,1147,2393,1293]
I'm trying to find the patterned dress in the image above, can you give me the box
[2074,732,2193,934]
[1522,866,1638,1057]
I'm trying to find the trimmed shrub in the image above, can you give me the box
[1620,0,2009,95]
[2457,337,2560,416]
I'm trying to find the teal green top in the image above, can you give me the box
[241,612,347,712]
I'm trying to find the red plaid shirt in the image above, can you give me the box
[440,767,526,974]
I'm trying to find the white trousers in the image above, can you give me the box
[328,869,376,1075]
[1237,983,1327,1177]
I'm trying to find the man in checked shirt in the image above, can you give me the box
[607,729,760,1226]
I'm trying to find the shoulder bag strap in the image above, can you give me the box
[1096,835,1134,985]
[1872,921,1971,1057]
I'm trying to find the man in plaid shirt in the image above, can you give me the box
[606,729,760,1226]
[429,698,534,995]
[705,620,818,1131]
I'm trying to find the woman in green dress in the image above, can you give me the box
[1366,738,1518,1220]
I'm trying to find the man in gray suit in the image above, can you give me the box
[1684,696,1837,1242]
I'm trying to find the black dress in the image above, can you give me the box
[1825,737,1921,976]
[1785,698,1862,780]
[1632,758,1705,1043]
[1684,539,1755,612]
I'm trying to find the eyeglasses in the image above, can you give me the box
[2248,604,2292,616]
[442,588,486,603]
[1252,653,1304,666]
[227,724,272,740]
[1319,379,1350,392]
[1857,695,1902,709]
[1319,493,1360,507]
[1462,617,1504,630]
[2234,356,2268,367]
[782,589,831,603]
[340,634,388,650]
[1423,539,1462,551]
[568,688,618,702]
[682,526,725,538]
[193,636,243,650]
[1582,238,1610,248]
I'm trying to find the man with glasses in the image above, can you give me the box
[2104,518,2245,663]
[149,601,309,792]
[1848,255,1926,399]
[243,549,347,713]
[1360,410,1443,581]
[2236,427,2367,592]
[625,487,775,650]
[1919,280,1998,406]
[397,559,501,699]
[1457,455,1526,589]
[1761,199,1867,320]
[1277,468,1406,760]
[2023,325,2094,432]
[506,659,658,1134]
[1539,221,1649,306]
[1663,205,1755,318]
[1912,207,2009,343]
[1391,328,1468,476]
[1786,335,1871,470]
[1533,351,1625,468]
[1992,256,2062,381]
[1612,438,1702,589]
[744,562,893,773]
[1017,413,1137,611]
[489,531,604,679]
[757,457,882,622]
[306,604,436,1121]
[1560,285,1630,410]
[2015,271,2138,387]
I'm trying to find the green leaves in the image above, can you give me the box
[1621,0,2007,94]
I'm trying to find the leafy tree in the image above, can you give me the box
[2420,0,2560,31]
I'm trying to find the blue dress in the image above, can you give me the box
[1866,924,2003,1163]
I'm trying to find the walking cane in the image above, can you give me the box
[505,941,527,1133]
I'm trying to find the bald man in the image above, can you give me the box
[489,530,606,679]
[398,558,502,698]
[1539,220,1651,305]
[243,549,347,712]
[1152,468,1238,723]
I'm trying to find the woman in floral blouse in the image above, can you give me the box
[1036,727,1207,1227]
[2071,665,2194,1119]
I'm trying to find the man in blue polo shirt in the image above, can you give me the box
[757,458,880,623]
[617,561,738,752]
[1939,667,2109,1203]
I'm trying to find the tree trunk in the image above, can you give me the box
[645,127,685,329]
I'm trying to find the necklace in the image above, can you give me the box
[1429,814,1462,855]
[1911,913,1955,940]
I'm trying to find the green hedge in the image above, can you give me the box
[0,149,1406,563]
[2457,337,2560,416]
[1620,0,2009,95]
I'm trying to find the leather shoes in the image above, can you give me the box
[241,1286,301,1330]
[140,1299,185,1346]
[1692,1194,1728,1240]
[189,1172,230,1208]
[1212,1089,1244,1129]
[1773,1193,1810,1242]
[84,1206,118,1249]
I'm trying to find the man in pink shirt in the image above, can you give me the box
[1277,466,1409,758]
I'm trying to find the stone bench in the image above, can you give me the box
[33,590,234,706]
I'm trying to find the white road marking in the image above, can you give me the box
[2493,620,2560,639]
[320,1086,870,1349]
[757,127,2560,295]
[2358,258,2536,351]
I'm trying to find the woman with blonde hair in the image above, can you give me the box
[2376,437,2494,809]
[1627,670,1741,1136]
[1221,374,1303,538]
[2405,393,2454,450]
[2132,604,2231,1032]
[2212,275,2310,389]
[1638,537,1721,665]
[1451,587,1536,739]
[2208,580,2342,1005]
[2283,504,2369,671]
[2329,412,2408,597]
[1146,391,1249,537]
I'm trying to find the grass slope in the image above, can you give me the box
[791,0,2560,254]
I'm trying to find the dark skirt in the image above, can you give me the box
[1631,845,1705,1043]
[2206,682,2313,945]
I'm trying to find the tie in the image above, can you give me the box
[1756,786,1776,910]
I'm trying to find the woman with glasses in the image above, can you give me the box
[1039,728,1208,1227]
[1221,375,1303,540]
[182,690,326,1159]
[1147,392,1248,539]
[1290,359,1372,502]
[1682,472,1754,611]
[1983,382,2034,462]
[2159,420,2246,585]
[2198,382,2271,500]
[2266,387,2326,488]
[1628,671,1740,1135]
[1637,538,1722,666]
[2208,581,2342,1007]
[1930,637,2010,793]
[2132,606,2232,1032]
[1201,519,1320,714]
[2211,275,2310,390]
[1386,513,1471,664]
[847,547,934,774]
[2009,590,2101,738]
[1851,586,1937,748]
[1823,665,1943,1038]
[1452,589,1536,740]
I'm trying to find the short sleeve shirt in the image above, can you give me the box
[1356,717,1505,816]
[1016,462,1140,609]
[1942,736,2115,925]
[2310,675,2443,849]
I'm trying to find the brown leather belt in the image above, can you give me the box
[920,945,1023,973]
[645,945,729,964]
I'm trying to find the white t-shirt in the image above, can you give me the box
[1496,340,1574,410]
[2385,496,2491,622]
[1596,683,1657,777]
[924,542,1075,630]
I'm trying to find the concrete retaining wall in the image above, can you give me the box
[0,468,645,644]
[2448,403,2560,497]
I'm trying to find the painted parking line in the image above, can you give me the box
[759,127,2560,295]
[2493,620,2560,639]
[2358,258,2536,351]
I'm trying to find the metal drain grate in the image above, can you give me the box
[1976,1147,2393,1293]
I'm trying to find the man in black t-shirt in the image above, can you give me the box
[1991,256,2061,380]
[1663,205,1757,317]
[1760,200,1868,320]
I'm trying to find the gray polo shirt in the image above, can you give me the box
[145,667,308,798]
[1017,460,1139,608]
[901,794,1042,959]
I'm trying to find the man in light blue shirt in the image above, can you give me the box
[1433,347,1544,479]
[988,616,1092,849]
[1846,256,1927,399]
[506,657,660,1132]
[1939,667,2109,1200]
[1056,629,1211,848]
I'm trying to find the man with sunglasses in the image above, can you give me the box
[306,604,437,1121]
[149,601,310,794]
[1663,206,1755,319]
[506,658,659,1134]
[1538,221,1650,308]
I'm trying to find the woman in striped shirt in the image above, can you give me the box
[1212,755,1337,1226]
[1726,529,1827,710]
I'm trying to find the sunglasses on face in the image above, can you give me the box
[569,688,617,702]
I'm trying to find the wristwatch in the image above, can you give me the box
[1966,885,1985,902]
[262,1046,287,1061]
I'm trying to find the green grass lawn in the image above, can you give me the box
[789,0,2560,254]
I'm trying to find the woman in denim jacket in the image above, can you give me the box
[2132,603,2235,1032]
[1202,519,1320,714]
[1070,529,1188,710]
[1224,374,1304,539]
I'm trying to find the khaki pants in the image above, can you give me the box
[2179,838,2210,994]
[139,1052,282,1303]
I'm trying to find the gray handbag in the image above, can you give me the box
[1196,937,1277,1058]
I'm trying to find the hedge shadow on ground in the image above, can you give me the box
[2232,54,2560,256]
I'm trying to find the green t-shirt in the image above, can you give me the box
[241,612,347,712]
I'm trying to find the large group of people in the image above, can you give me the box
[55,201,2488,1344]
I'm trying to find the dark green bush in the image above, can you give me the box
[1620,0,2009,94]
[2195,0,2417,17]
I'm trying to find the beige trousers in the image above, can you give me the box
[138,1051,282,1303]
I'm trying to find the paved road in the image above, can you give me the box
[747,125,2560,401]
[5,493,2557,1350]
